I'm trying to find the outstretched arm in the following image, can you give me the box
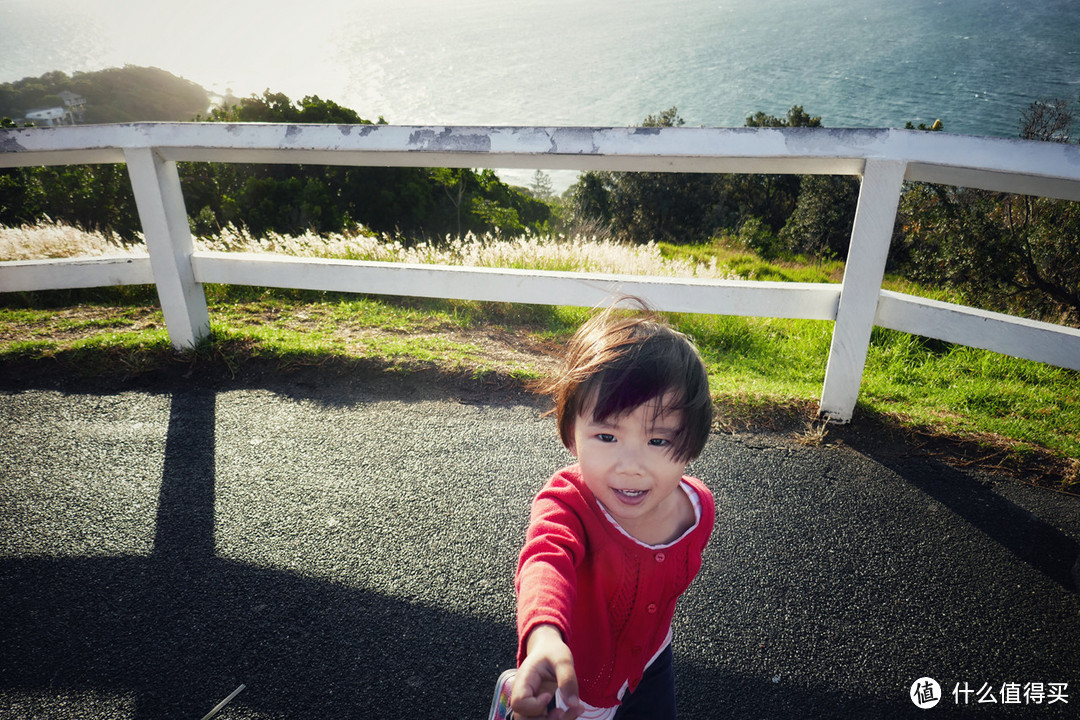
[510,624,584,720]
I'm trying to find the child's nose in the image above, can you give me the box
[616,446,646,474]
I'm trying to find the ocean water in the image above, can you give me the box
[2,0,1078,188]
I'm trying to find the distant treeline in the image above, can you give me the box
[0,65,209,124]
[0,68,555,241]
[1,66,1077,324]
[561,103,1080,325]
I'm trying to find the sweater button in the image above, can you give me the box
[655,552,666,563]
[647,603,658,614]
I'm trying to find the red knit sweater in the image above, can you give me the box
[515,465,715,709]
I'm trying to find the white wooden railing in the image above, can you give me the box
[2,123,1079,422]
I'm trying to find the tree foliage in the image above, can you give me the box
[1,66,207,236]
[777,174,860,259]
[733,105,823,239]
[182,91,552,239]
[3,69,1077,324]
[566,105,831,248]
[0,164,139,236]
[567,107,709,242]
[564,99,1078,324]
[895,184,1080,322]
[567,107,735,244]
[893,97,1080,322]
[1,73,552,242]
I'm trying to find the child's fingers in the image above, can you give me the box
[515,625,582,719]
[509,693,552,719]
[509,669,554,718]
[550,654,582,715]
[510,675,581,720]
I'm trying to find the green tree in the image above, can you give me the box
[529,170,555,201]
[0,163,139,237]
[567,107,733,243]
[564,171,613,230]
[566,105,826,245]
[0,66,206,235]
[2,75,555,241]
[186,91,551,239]
[894,98,1080,323]
[777,174,860,259]
[745,105,822,129]
[729,106,822,235]
[0,66,208,124]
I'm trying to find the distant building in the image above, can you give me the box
[57,90,86,107]
[23,91,87,126]
[24,107,68,126]
[57,91,87,121]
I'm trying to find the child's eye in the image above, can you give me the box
[649,438,672,447]
[597,433,616,443]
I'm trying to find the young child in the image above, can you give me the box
[507,300,715,720]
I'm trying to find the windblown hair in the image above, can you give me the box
[535,298,713,462]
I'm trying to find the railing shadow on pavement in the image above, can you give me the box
[836,429,1079,593]
[0,382,518,719]
[0,549,930,719]
[153,386,216,563]
[0,378,948,720]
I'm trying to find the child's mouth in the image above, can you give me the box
[613,488,649,505]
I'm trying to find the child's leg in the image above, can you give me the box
[612,645,677,720]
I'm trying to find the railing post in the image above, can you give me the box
[124,147,210,349]
[819,158,907,422]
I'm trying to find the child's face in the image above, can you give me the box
[569,393,691,545]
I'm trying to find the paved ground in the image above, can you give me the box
[1,368,1078,719]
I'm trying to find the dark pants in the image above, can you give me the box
[613,645,677,720]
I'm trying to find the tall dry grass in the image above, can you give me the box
[0,221,145,261]
[3,222,745,280]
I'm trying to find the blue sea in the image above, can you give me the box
[2,0,1078,187]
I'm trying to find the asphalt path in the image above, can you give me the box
[1,369,1078,719]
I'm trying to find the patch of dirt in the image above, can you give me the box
[338,324,563,375]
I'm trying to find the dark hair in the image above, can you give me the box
[535,298,713,462]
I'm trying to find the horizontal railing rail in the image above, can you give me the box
[2,123,1079,422]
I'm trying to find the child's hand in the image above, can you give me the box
[511,624,584,720]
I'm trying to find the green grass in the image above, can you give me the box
[658,240,845,283]
[3,240,1078,491]
[2,328,175,377]
[860,330,1080,455]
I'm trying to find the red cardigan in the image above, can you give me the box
[515,465,715,709]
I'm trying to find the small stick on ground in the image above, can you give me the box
[199,684,246,720]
